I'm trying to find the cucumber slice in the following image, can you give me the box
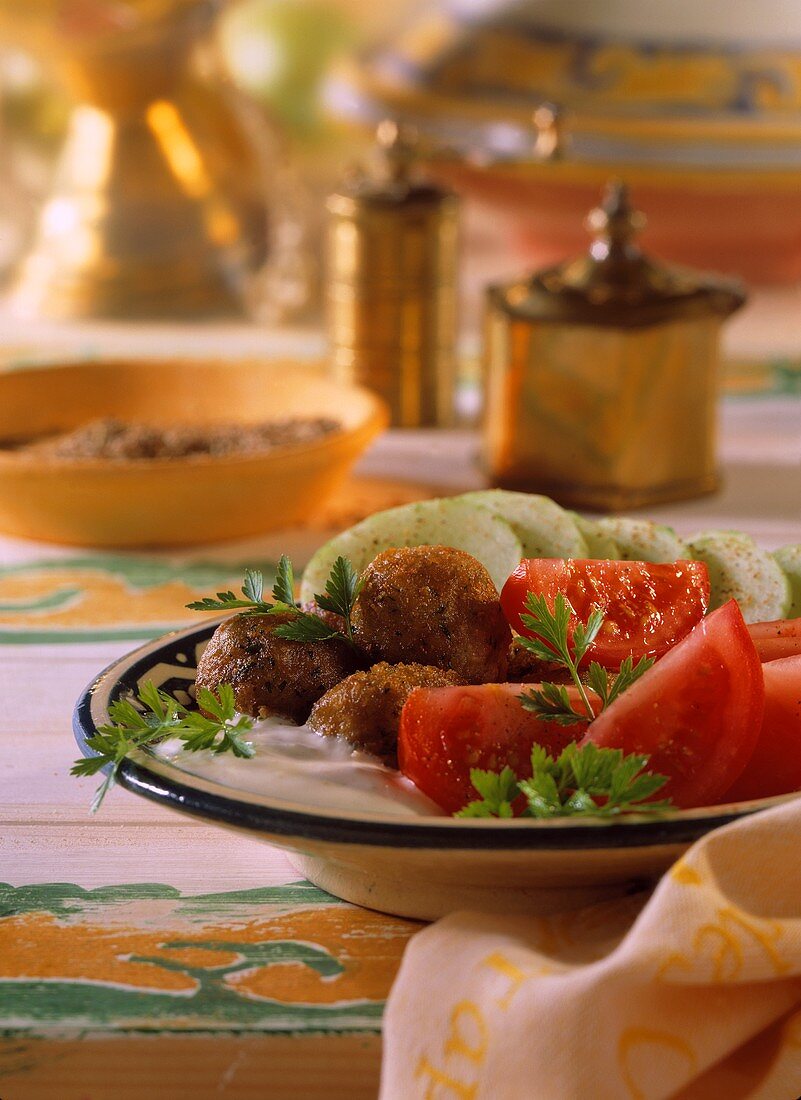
[571,514,620,559]
[300,497,523,601]
[457,490,588,559]
[595,517,689,563]
[773,544,801,616]
[688,530,791,622]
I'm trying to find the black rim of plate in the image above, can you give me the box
[72,621,770,851]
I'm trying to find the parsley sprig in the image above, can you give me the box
[456,742,671,819]
[519,592,653,724]
[71,681,254,812]
[271,555,364,646]
[186,556,363,648]
[186,568,274,613]
[314,556,363,645]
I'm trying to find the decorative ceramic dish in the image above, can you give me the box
[0,359,386,548]
[329,1,801,282]
[72,620,785,921]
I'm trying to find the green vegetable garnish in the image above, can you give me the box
[456,742,671,820]
[456,593,670,819]
[518,592,654,724]
[185,567,275,614]
[71,681,254,813]
[186,555,363,648]
[311,555,364,645]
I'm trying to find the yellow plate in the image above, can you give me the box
[0,359,387,548]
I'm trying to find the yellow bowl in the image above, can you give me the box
[0,359,387,548]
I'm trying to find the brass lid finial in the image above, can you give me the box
[376,118,419,183]
[585,180,647,261]
[330,117,453,211]
[532,102,566,161]
[492,179,746,327]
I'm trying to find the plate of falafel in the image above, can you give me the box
[73,491,791,920]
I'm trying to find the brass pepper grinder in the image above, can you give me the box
[326,121,459,427]
[483,181,747,511]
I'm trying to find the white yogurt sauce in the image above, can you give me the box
[154,716,444,819]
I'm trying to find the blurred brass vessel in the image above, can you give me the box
[484,182,746,511]
[331,0,801,285]
[0,0,269,319]
[327,121,459,427]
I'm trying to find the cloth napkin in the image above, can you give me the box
[380,800,801,1100]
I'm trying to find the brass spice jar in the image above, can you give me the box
[326,121,459,427]
[484,182,746,511]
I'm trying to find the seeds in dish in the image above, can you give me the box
[2,416,342,460]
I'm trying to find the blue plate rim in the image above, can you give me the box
[72,621,778,851]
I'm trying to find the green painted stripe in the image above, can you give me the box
[0,981,383,1033]
[0,883,388,1034]
[0,587,82,614]
[0,557,284,642]
[0,626,183,645]
[0,557,279,590]
[0,882,180,918]
[179,883,345,913]
[0,881,341,919]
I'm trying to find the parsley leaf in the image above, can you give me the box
[177,685,256,758]
[71,681,255,812]
[518,593,654,725]
[186,557,363,648]
[271,556,298,608]
[520,682,588,726]
[605,655,654,706]
[458,766,519,818]
[314,556,364,644]
[242,568,265,605]
[455,742,672,820]
[185,573,273,614]
[272,615,341,643]
[519,592,599,721]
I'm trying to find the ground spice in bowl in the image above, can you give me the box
[1,417,343,461]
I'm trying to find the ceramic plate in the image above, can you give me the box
[73,622,786,920]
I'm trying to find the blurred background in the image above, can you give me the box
[0,1,800,357]
[1,0,801,547]
[0,0,416,326]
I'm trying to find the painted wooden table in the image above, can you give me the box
[0,446,441,1099]
[2,392,800,1099]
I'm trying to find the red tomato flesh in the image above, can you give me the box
[398,683,592,813]
[724,654,801,802]
[748,619,801,662]
[582,600,764,808]
[500,558,710,669]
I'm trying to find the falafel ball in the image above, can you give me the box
[309,661,460,765]
[351,545,511,683]
[196,612,361,723]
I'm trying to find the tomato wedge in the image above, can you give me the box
[500,558,710,669]
[747,619,801,662]
[582,600,763,808]
[724,654,801,802]
[398,683,591,813]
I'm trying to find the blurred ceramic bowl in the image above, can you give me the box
[0,359,387,548]
[329,0,801,284]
